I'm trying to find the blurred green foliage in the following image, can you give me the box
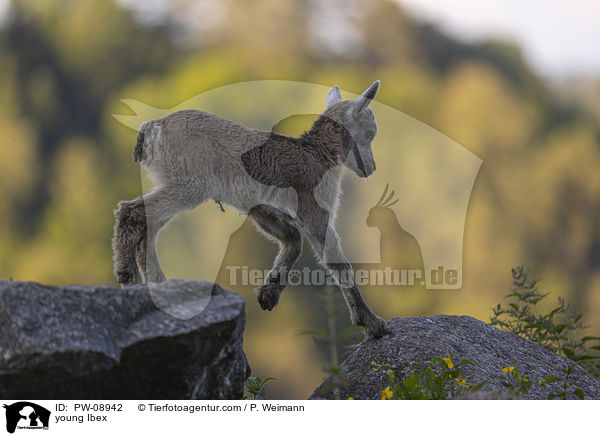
[373,357,483,400]
[491,266,600,377]
[1,0,599,399]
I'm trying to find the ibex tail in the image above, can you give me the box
[133,121,161,166]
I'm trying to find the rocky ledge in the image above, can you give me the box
[0,279,250,399]
[311,315,600,399]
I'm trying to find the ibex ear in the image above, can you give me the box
[353,80,380,115]
[325,85,342,109]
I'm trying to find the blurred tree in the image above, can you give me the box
[15,138,113,284]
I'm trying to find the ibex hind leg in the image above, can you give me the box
[112,197,144,286]
[135,186,200,283]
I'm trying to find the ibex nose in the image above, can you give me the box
[365,161,376,177]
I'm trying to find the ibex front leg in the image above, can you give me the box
[249,205,303,311]
[304,219,388,339]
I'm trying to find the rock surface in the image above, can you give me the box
[310,315,600,399]
[0,279,250,399]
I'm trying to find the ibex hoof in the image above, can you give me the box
[256,283,283,311]
[116,268,139,286]
[363,316,389,340]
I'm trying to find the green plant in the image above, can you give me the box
[490,266,600,376]
[368,267,597,400]
[500,365,532,396]
[301,285,362,399]
[374,356,484,400]
[540,364,585,400]
[372,357,591,400]
[243,376,276,400]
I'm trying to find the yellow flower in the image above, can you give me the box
[456,378,468,387]
[501,366,515,373]
[380,386,393,400]
[347,397,354,400]
[443,356,454,369]
[371,361,377,366]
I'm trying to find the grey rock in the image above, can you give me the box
[0,279,250,399]
[310,315,600,400]
[459,391,516,400]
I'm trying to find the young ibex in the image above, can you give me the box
[113,81,388,339]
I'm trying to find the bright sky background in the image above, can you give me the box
[397,0,600,79]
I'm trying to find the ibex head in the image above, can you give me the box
[324,81,380,178]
